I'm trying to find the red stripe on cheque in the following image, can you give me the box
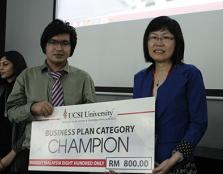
[29,159,106,167]
[118,110,155,116]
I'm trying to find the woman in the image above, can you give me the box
[133,16,208,174]
[0,51,27,173]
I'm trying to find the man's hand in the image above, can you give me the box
[31,101,54,117]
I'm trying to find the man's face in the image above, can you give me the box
[45,33,71,67]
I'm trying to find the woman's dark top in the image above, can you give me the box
[0,82,14,157]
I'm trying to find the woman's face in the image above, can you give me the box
[0,56,14,80]
[147,29,175,63]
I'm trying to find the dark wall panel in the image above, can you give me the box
[0,0,7,54]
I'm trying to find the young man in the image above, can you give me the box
[7,19,95,173]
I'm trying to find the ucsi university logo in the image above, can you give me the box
[62,108,115,120]
[63,108,67,119]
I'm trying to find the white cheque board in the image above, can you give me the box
[29,97,155,173]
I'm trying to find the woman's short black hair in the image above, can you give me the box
[143,16,184,64]
[0,50,27,77]
[40,19,77,57]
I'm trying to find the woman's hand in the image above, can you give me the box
[152,159,172,174]
[152,151,183,174]
[0,150,16,170]
[107,170,120,174]
[0,158,4,171]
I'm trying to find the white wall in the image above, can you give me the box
[72,10,223,90]
[5,0,223,159]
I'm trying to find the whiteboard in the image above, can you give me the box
[69,9,223,93]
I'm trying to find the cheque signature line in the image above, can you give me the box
[117,110,155,115]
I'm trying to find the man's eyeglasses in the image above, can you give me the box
[148,35,175,43]
[47,39,71,47]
